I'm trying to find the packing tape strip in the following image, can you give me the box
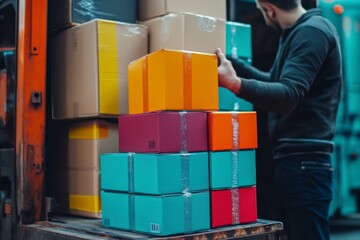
[183,52,192,110]
[129,194,135,231]
[231,188,240,224]
[181,153,190,193]
[180,111,189,153]
[184,192,193,233]
[128,152,135,193]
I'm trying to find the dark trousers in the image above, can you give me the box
[273,154,333,240]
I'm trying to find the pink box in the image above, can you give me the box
[118,111,208,153]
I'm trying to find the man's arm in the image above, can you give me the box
[230,57,271,82]
[217,27,330,114]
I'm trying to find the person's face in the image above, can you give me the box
[256,0,282,32]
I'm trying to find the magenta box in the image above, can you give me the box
[118,111,208,153]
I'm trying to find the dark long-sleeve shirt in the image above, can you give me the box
[233,9,342,159]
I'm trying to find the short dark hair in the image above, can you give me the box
[259,0,301,10]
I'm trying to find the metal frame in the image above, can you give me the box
[16,0,47,225]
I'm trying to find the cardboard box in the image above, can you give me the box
[218,87,253,111]
[101,191,210,235]
[208,112,258,151]
[50,19,148,119]
[128,49,219,114]
[47,120,118,218]
[100,152,209,194]
[219,22,253,111]
[211,187,257,228]
[50,120,118,170]
[118,111,208,153]
[210,150,256,189]
[226,22,252,60]
[48,0,137,30]
[138,0,226,21]
[143,12,226,54]
[49,169,101,218]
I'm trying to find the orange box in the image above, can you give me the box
[128,49,219,114]
[208,111,258,151]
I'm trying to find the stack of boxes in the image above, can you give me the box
[47,1,147,218]
[100,0,258,236]
[48,0,258,233]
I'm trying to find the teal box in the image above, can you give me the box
[210,150,256,189]
[101,191,130,230]
[219,87,253,111]
[222,22,254,111]
[101,153,129,192]
[100,152,209,194]
[226,21,252,60]
[101,191,210,236]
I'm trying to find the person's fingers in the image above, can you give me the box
[216,48,226,62]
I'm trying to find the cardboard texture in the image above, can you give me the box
[211,186,257,228]
[48,0,137,30]
[100,152,209,194]
[208,111,258,151]
[52,120,118,170]
[128,49,219,114]
[118,111,208,153]
[138,0,226,21]
[50,169,101,218]
[47,120,118,218]
[210,150,256,189]
[143,12,226,54]
[101,191,210,236]
[50,19,148,119]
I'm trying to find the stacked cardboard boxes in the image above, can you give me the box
[101,50,219,235]
[48,3,148,218]
[208,112,258,227]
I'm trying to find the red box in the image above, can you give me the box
[211,186,257,228]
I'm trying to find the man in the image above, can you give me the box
[217,0,342,239]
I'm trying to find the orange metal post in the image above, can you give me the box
[16,0,47,224]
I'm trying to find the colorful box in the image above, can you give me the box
[47,120,118,218]
[211,186,257,228]
[226,22,252,61]
[101,191,210,236]
[218,87,253,111]
[100,152,209,194]
[138,0,226,21]
[143,12,226,54]
[208,111,257,151]
[49,169,101,218]
[118,111,208,153]
[210,150,256,189]
[48,0,138,30]
[50,19,148,119]
[128,49,219,114]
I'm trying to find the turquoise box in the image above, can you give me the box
[226,21,252,60]
[100,152,209,194]
[101,191,210,236]
[220,21,253,111]
[210,150,256,189]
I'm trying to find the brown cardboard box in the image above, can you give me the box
[50,169,102,218]
[47,120,118,218]
[138,0,226,21]
[50,19,148,119]
[48,0,138,31]
[143,12,225,54]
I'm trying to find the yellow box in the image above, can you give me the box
[128,49,219,114]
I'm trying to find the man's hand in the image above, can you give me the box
[216,48,241,94]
